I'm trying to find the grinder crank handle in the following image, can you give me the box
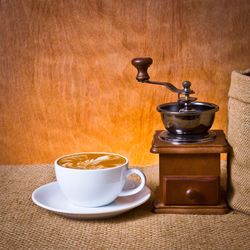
[131,57,153,82]
[131,57,194,95]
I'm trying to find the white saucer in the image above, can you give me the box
[32,180,151,219]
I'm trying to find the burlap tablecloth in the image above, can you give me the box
[0,165,250,250]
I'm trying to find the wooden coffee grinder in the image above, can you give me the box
[132,58,229,214]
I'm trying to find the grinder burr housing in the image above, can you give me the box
[132,57,229,214]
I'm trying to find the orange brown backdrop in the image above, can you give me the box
[0,0,250,165]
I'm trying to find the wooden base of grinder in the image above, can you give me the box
[151,130,230,215]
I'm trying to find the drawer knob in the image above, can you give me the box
[186,188,199,200]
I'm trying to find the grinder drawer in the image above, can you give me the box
[163,176,220,205]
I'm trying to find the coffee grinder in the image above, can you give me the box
[132,57,229,214]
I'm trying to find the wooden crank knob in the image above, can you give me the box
[131,57,153,82]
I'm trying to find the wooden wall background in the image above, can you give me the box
[0,0,249,165]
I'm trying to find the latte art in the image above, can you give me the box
[58,153,126,170]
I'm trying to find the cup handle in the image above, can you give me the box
[118,168,146,197]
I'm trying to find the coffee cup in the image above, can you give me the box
[54,152,146,207]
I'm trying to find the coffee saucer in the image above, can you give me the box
[32,180,151,219]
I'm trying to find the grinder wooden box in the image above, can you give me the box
[151,130,229,214]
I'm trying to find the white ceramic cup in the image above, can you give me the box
[54,152,146,207]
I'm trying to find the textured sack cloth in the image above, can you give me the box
[228,69,250,214]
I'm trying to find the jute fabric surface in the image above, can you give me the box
[0,165,250,250]
[228,69,250,214]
